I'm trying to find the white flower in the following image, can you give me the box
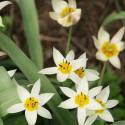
[84,86,119,125]
[58,79,103,125]
[49,0,81,27]
[93,27,125,69]
[7,79,54,125]
[0,1,12,27]
[8,69,17,77]
[39,48,83,83]
[71,53,99,84]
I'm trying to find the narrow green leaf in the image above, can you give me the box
[0,67,20,117]
[15,0,43,69]
[0,118,3,125]
[111,121,125,125]
[0,32,77,125]
[102,11,125,26]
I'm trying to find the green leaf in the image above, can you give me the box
[0,118,3,125]
[15,0,43,69]
[111,121,125,125]
[0,67,20,117]
[0,32,77,125]
[102,11,125,26]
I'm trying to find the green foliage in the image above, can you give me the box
[0,118,3,125]
[102,11,125,26]
[111,121,125,125]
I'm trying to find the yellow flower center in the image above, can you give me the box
[75,92,89,108]
[101,42,119,58]
[58,60,72,74]
[75,67,85,78]
[60,7,75,18]
[95,99,106,114]
[25,97,39,111]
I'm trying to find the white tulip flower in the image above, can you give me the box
[59,79,103,125]
[93,27,125,69]
[49,0,81,27]
[7,79,54,125]
[85,86,119,125]
[72,53,99,84]
[39,48,83,83]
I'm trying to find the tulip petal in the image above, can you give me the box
[92,36,100,49]
[39,93,54,106]
[96,51,108,61]
[84,115,97,125]
[38,107,52,119]
[77,108,86,125]
[111,27,125,43]
[68,0,76,8]
[57,71,68,82]
[7,69,17,77]
[59,98,77,109]
[60,87,76,97]
[49,12,58,20]
[31,79,41,97]
[109,56,121,69]
[0,1,12,10]
[96,86,110,103]
[66,50,75,61]
[0,16,4,27]
[99,110,114,122]
[25,110,37,125]
[39,67,57,75]
[106,100,119,109]
[7,103,25,113]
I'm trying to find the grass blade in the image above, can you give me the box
[15,0,43,69]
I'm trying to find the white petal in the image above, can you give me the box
[109,56,121,69]
[78,53,88,68]
[0,51,6,56]
[39,67,57,75]
[71,9,81,24]
[49,12,58,20]
[17,85,30,102]
[98,27,110,45]
[68,0,76,8]
[84,115,97,125]
[57,71,68,82]
[92,36,100,49]
[38,107,52,119]
[39,93,54,106]
[7,69,17,77]
[66,50,75,61]
[59,98,77,109]
[71,58,83,70]
[111,27,125,43]
[106,100,119,109]
[99,110,114,122]
[96,86,110,103]
[77,108,86,125]
[87,98,102,110]
[53,47,64,65]
[52,0,68,13]
[60,87,76,97]
[0,17,4,27]
[76,78,89,94]
[7,103,25,113]
[25,110,37,125]
[31,79,41,97]
[96,51,108,61]
[85,69,99,81]
[69,72,81,84]
[0,1,12,10]
[89,86,102,98]
[116,41,125,51]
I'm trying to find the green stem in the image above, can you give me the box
[98,62,107,86]
[65,27,73,54]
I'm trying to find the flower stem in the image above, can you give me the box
[98,62,107,86]
[65,26,73,54]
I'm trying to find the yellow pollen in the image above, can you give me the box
[75,67,85,78]
[95,99,106,114]
[75,92,89,108]
[25,97,39,111]
[60,7,75,18]
[101,42,119,58]
[58,60,72,74]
